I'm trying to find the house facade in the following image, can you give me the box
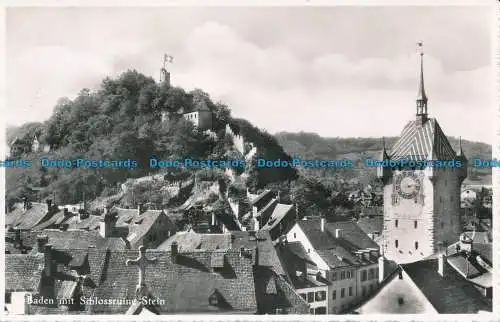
[286,217,380,313]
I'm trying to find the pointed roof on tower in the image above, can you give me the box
[457,136,467,159]
[416,42,428,107]
[389,119,456,162]
[389,43,455,162]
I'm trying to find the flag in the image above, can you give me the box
[164,54,174,63]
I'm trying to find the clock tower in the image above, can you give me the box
[377,43,467,264]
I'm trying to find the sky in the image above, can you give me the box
[5,6,494,144]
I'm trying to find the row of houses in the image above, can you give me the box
[5,188,493,315]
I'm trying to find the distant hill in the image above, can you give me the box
[275,131,492,186]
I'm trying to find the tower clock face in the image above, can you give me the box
[395,173,421,199]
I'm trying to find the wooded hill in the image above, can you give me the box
[6,70,297,208]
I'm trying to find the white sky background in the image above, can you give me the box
[5,6,493,144]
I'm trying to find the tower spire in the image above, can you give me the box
[382,137,389,159]
[457,136,465,157]
[416,42,428,123]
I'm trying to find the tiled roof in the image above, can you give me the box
[6,254,44,292]
[260,204,294,231]
[285,242,315,265]
[299,218,378,251]
[6,203,53,230]
[69,215,102,231]
[33,210,70,230]
[112,207,140,226]
[473,244,492,264]
[447,255,482,278]
[316,250,350,268]
[22,229,127,251]
[250,190,274,208]
[389,118,457,161]
[157,232,203,251]
[298,218,379,268]
[90,249,258,314]
[127,210,170,247]
[402,259,492,313]
[326,221,379,250]
[256,199,278,221]
[157,232,231,251]
[462,232,491,244]
[356,215,384,235]
[275,242,328,290]
[231,230,285,275]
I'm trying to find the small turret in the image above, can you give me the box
[377,137,392,184]
[456,137,468,183]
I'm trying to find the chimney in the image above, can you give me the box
[63,208,70,217]
[438,253,445,276]
[99,213,117,238]
[335,228,343,239]
[239,246,246,257]
[252,217,260,231]
[320,217,325,232]
[137,204,143,215]
[23,197,28,211]
[277,191,281,203]
[211,213,216,226]
[15,230,21,245]
[378,256,385,282]
[171,242,178,263]
[44,244,53,276]
[36,235,49,253]
[252,246,259,266]
[46,199,52,209]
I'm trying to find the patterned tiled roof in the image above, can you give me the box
[6,254,44,292]
[390,118,457,161]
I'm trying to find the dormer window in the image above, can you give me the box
[209,291,219,306]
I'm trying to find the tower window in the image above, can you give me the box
[414,220,418,228]
[395,220,398,228]
[415,242,419,250]
[395,240,399,248]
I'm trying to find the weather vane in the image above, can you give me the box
[417,42,424,56]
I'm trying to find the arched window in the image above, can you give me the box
[395,240,399,248]
[415,241,418,250]
[414,221,418,228]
